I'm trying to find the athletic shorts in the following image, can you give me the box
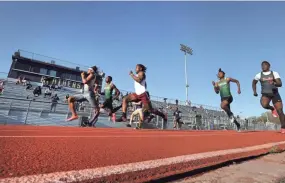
[262,92,282,104]
[102,99,113,110]
[129,92,151,106]
[221,96,233,104]
[174,117,182,123]
[73,91,98,108]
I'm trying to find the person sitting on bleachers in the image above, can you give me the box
[33,86,42,97]
[44,88,52,98]
[21,77,27,86]
[50,84,56,90]
[16,76,23,85]
[26,82,33,90]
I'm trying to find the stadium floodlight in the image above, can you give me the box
[180,44,193,103]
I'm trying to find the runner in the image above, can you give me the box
[212,68,241,132]
[127,101,143,129]
[252,61,285,134]
[116,64,167,123]
[66,66,99,123]
[96,76,122,122]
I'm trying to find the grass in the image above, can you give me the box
[269,146,282,154]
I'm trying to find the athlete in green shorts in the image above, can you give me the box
[96,76,122,122]
[212,68,241,131]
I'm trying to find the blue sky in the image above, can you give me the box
[0,2,285,117]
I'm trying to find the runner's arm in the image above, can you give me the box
[213,82,219,94]
[112,84,120,100]
[228,78,241,93]
[273,72,282,87]
[130,71,145,83]
[82,73,94,84]
[252,80,258,94]
[274,78,282,87]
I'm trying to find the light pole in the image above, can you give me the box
[180,44,193,103]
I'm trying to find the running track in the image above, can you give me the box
[0,125,285,183]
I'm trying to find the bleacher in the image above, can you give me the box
[0,78,241,130]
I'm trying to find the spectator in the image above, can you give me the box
[173,107,183,129]
[33,86,42,97]
[44,88,52,98]
[26,81,32,90]
[195,113,202,130]
[245,118,249,130]
[22,77,28,86]
[16,76,23,85]
[51,84,56,90]
[50,94,59,112]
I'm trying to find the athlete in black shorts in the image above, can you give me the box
[252,61,285,134]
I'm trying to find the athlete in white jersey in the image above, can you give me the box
[252,61,285,134]
[116,64,167,124]
[66,66,99,122]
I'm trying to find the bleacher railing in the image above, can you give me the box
[0,95,281,131]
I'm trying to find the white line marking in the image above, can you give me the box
[1,141,285,183]
[0,133,244,138]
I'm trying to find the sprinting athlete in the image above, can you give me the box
[212,68,241,131]
[252,61,285,134]
[116,64,167,123]
[96,76,122,122]
[66,66,99,123]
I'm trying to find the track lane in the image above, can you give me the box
[1,126,285,179]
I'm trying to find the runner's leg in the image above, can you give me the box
[272,93,285,131]
[66,96,79,121]
[221,97,240,130]
[117,93,138,122]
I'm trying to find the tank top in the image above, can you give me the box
[134,74,146,95]
[104,82,113,100]
[218,78,231,98]
[260,71,278,95]
[83,74,96,93]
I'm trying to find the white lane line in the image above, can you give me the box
[0,133,245,138]
[1,141,284,183]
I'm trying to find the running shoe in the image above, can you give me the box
[281,128,285,134]
[116,116,127,122]
[272,108,279,118]
[126,124,132,127]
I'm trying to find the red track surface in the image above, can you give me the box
[1,125,285,182]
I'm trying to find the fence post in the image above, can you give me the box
[24,100,32,124]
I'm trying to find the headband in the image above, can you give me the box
[88,68,94,72]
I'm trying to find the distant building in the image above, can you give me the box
[8,50,104,91]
